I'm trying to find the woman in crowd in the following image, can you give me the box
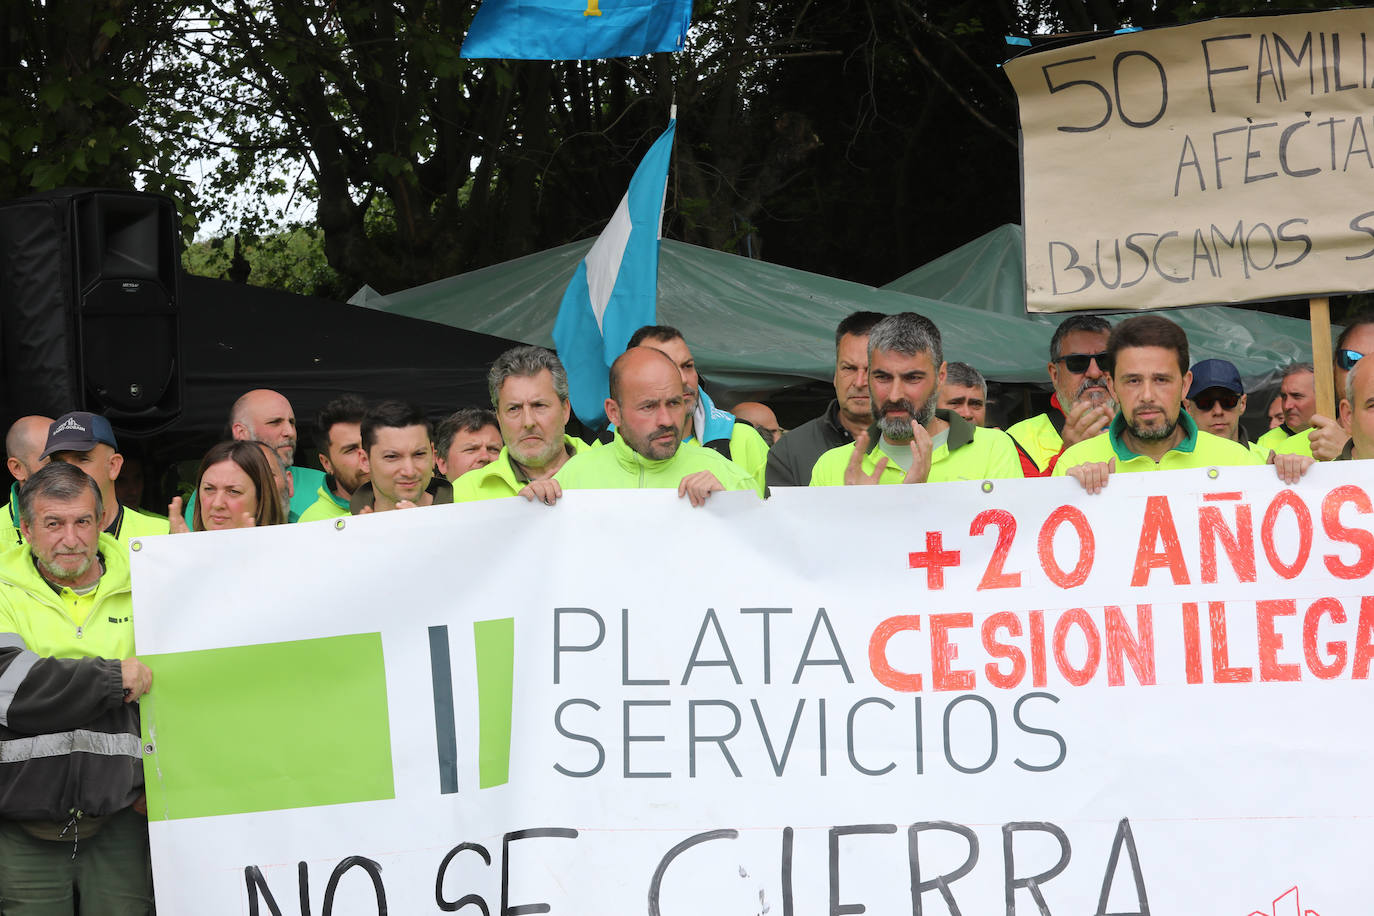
[170,440,289,532]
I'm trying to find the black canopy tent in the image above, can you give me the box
[161,274,520,449]
[8,274,524,508]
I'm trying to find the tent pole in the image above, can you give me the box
[1310,296,1335,418]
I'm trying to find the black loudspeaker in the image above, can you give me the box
[0,189,182,434]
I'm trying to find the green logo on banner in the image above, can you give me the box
[141,633,395,821]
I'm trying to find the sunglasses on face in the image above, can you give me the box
[1193,392,1240,411]
[1057,352,1111,374]
[1336,348,1365,371]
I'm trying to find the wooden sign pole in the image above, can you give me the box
[1310,296,1335,419]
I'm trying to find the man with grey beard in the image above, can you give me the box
[1007,314,1116,477]
[808,312,1022,485]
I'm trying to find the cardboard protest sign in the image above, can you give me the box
[132,467,1374,914]
[1005,9,1374,312]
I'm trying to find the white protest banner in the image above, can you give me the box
[1004,9,1374,313]
[132,465,1374,915]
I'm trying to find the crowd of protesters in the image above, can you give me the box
[2,306,1372,911]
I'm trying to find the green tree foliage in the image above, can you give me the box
[183,226,348,299]
[172,0,1031,291]
[2,0,1346,299]
[0,0,197,223]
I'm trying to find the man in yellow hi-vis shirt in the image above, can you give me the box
[1055,315,1309,492]
[0,462,153,912]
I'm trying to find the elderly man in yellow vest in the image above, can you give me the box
[0,462,153,912]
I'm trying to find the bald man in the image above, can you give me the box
[732,401,784,444]
[231,390,324,520]
[523,348,757,507]
[2,415,52,545]
[184,389,324,524]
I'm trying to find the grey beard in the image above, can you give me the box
[876,393,936,441]
[878,414,914,441]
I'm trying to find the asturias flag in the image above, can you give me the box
[461,0,692,60]
[552,118,675,428]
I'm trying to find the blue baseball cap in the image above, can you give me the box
[41,411,119,459]
[1187,359,1244,398]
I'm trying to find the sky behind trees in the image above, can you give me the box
[1,0,1343,300]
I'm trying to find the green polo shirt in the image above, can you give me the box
[1054,411,1261,474]
[298,479,351,523]
[809,410,1024,486]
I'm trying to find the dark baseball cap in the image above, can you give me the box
[41,411,119,459]
[1187,359,1244,398]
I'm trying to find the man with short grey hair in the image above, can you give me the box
[938,361,988,427]
[0,462,154,912]
[1257,362,1317,458]
[452,345,587,501]
[810,312,1022,485]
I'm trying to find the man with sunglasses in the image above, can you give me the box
[1184,359,1265,457]
[1282,311,1374,461]
[1339,351,1374,461]
[1006,315,1116,477]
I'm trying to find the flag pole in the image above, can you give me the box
[1310,297,1335,417]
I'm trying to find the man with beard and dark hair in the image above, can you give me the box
[1007,314,1116,477]
[808,312,1022,486]
[300,394,370,522]
[1054,314,1314,493]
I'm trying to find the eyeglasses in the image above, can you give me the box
[1336,348,1365,371]
[1193,392,1240,411]
[1056,352,1111,374]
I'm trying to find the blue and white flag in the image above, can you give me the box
[553,118,675,428]
[461,0,692,61]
